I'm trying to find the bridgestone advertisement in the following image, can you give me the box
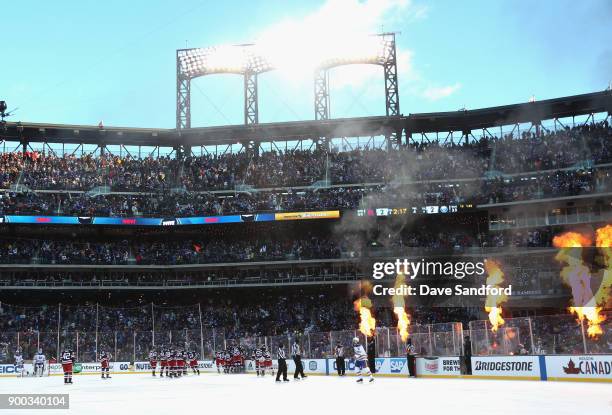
[471,356,541,378]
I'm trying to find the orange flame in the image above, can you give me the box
[595,225,612,309]
[484,260,508,332]
[391,273,410,342]
[553,231,604,338]
[353,296,376,338]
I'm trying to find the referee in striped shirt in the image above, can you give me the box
[275,344,289,382]
[291,341,306,379]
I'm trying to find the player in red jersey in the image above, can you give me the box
[100,351,111,379]
[263,346,273,375]
[149,349,158,376]
[177,349,185,377]
[215,351,223,374]
[223,349,232,373]
[255,347,263,376]
[231,346,242,373]
[182,349,189,376]
[187,350,200,375]
[168,348,177,378]
[160,349,170,378]
[61,349,75,385]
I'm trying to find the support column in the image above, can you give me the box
[314,69,330,120]
[244,72,259,125]
[176,71,191,129]
[382,34,400,117]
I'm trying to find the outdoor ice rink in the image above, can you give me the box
[0,374,609,415]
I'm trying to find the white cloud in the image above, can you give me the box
[422,83,462,101]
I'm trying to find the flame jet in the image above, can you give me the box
[354,281,376,337]
[552,231,605,338]
[391,273,410,342]
[484,260,508,332]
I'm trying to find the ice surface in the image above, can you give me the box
[0,374,609,415]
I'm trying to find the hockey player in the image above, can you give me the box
[168,347,176,378]
[215,350,223,374]
[223,349,231,374]
[263,346,273,376]
[187,350,200,375]
[182,349,189,376]
[14,349,24,377]
[231,346,241,373]
[61,348,75,384]
[164,347,172,377]
[100,351,111,379]
[177,348,186,377]
[352,337,373,383]
[255,347,264,376]
[33,349,46,377]
[159,347,167,377]
[149,349,158,376]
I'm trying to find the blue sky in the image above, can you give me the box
[1,0,610,129]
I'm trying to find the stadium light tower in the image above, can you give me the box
[176,45,273,129]
[313,32,400,121]
[176,33,401,147]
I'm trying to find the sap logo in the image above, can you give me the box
[375,358,384,372]
[390,358,406,373]
[308,361,317,371]
[0,365,16,373]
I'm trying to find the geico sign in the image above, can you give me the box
[0,365,17,374]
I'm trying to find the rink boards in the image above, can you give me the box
[1,355,610,382]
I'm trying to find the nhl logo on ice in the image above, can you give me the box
[309,361,317,371]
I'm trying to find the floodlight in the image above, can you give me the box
[176,33,399,128]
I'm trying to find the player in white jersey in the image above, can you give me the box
[352,337,374,383]
[33,349,46,377]
[14,349,24,377]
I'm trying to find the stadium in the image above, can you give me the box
[0,1,611,414]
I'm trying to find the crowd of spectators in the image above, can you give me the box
[0,214,592,267]
[0,165,609,217]
[0,123,607,206]
[0,236,344,265]
[493,122,612,173]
